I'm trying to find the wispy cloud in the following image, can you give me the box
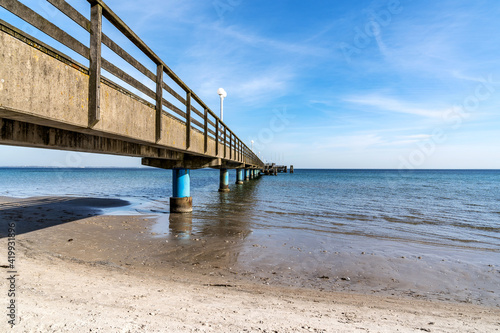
[212,25,329,57]
[315,134,385,150]
[344,94,444,118]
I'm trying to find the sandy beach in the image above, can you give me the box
[1,196,499,332]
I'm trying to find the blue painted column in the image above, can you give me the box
[250,169,254,180]
[236,168,244,185]
[245,168,250,181]
[219,168,230,192]
[170,168,192,213]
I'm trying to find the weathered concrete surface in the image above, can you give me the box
[0,28,260,168]
[0,118,182,160]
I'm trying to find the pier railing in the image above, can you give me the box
[0,0,263,167]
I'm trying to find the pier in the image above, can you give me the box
[261,164,294,176]
[0,0,272,212]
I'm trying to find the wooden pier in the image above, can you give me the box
[0,0,284,212]
[261,164,294,176]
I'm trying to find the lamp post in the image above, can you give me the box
[217,88,227,121]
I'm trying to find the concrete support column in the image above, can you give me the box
[170,168,192,213]
[219,168,230,192]
[245,169,250,181]
[236,168,244,185]
[250,169,254,180]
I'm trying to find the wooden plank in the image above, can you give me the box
[206,116,216,129]
[88,2,102,127]
[204,109,208,153]
[102,34,155,82]
[101,58,155,100]
[47,0,90,31]
[86,0,160,65]
[186,91,191,149]
[0,0,89,58]
[191,106,204,120]
[206,129,216,139]
[155,64,163,142]
[48,0,156,84]
[162,98,185,119]
[192,92,218,120]
[191,107,216,131]
[191,119,204,132]
[162,82,186,105]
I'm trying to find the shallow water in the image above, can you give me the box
[1,168,499,305]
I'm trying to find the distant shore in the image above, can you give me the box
[0,196,499,332]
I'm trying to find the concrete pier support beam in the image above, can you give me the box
[219,168,230,192]
[250,169,254,180]
[236,168,244,185]
[170,168,192,213]
[245,169,250,181]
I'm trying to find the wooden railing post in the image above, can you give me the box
[229,132,232,159]
[223,126,227,158]
[186,91,191,149]
[88,2,102,127]
[204,109,208,153]
[215,118,219,156]
[155,64,163,142]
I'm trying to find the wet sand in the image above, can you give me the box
[1,196,499,332]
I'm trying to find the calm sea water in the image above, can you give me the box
[2,168,499,304]
[1,168,498,253]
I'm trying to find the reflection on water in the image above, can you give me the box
[168,213,193,240]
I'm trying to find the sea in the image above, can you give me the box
[1,168,499,305]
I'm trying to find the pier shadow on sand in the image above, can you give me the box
[0,196,130,238]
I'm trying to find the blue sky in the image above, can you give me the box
[1,0,500,168]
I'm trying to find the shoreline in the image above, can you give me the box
[1,196,499,331]
[4,240,500,332]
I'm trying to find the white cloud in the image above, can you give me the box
[344,94,444,118]
[398,134,433,140]
[212,25,329,57]
[314,134,385,150]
